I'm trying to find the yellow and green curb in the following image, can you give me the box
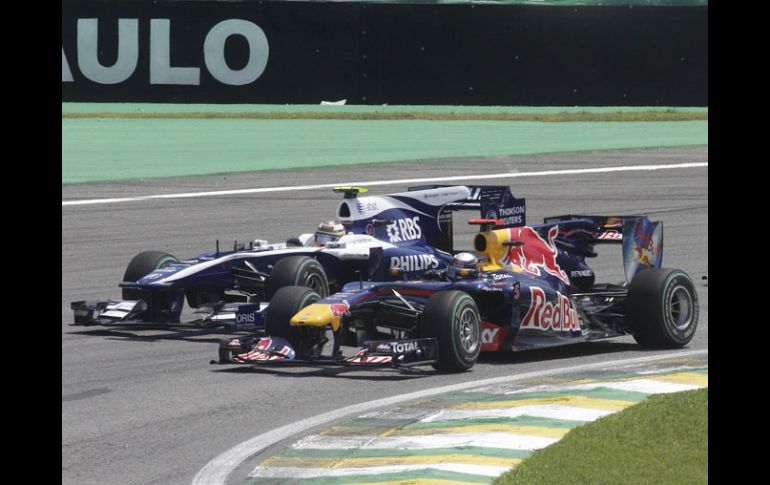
[243,354,707,484]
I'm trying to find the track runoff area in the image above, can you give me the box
[62,129,708,485]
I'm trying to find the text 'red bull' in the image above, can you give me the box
[502,226,569,284]
[522,287,582,332]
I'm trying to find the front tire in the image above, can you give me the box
[420,291,481,372]
[266,256,329,300]
[627,268,699,348]
[121,251,178,300]
[265,286,324,358]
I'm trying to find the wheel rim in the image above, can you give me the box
[458,307,480,354]
[303,274,328,297]
[668,285,693,330]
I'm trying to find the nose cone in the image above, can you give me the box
[290,304,343,331]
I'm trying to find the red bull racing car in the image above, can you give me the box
[216,201,699,372]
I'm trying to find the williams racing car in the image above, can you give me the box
[71,184,525,329]
[215,210,699,372]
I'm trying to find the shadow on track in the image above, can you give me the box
[67,326,243,345]
[477,341,643,367]
[210,341,661,381]
[211,363,433,381]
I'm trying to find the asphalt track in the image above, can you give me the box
[61,145,708,485]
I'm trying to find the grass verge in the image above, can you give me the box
[493,388,708,485]
[61,110,708,122]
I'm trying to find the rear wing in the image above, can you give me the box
[408,185,525,252]
[409,184,526,227]
[542,214,663,282]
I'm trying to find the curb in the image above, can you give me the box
[192,350,707,485]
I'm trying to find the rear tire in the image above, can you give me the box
[266,256,329,300]
[121,251,178,300]
[627,268,699,348]
[420,291,481,372]
[265,286,324,358]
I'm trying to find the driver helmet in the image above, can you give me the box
[315,220,347,245]
[447,252,479,279]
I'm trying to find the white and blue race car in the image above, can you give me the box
[71,185,526,329]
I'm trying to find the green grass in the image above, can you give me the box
[61,110,707,122]
[493,388,708,485]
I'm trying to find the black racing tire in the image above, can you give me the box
[265,286,323,358]
[626,268,699,348]
[420,290,481,372]
[121,251,179,300]
[218,338,236,364]
[266,256,330,300]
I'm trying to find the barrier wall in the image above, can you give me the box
[61,1,708,105]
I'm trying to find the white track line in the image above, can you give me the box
[190,349,707,485]
[63,162,707,207]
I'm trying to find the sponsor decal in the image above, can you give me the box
[386,217,422,243]
[390,254,439,272]
[497,205,525,226]
[502,226,569,284]
[63,18,269,86]
[570,270,594,278]
[423,189,467,201]
[481,327,500,344]
[366,224,375,236]
[390,341,418,353]
[491,272,512,281]
[328,302,351,318]
[235,312,257,324]
[480,321,509,351]
[356,201,379,213]
[522,287,582,332]
[598,231,623,240]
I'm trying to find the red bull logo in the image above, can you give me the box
[329,302,351,318]
[502,226,569,284]
[522,287,581,332]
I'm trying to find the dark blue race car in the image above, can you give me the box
[216,206,699,372]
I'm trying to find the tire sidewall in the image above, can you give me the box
[448,294,482,369]
[266,256,329,300]
[122,251,178,300]
[659,271,699,345]
[292,258,329,297]
[422,290,481,372]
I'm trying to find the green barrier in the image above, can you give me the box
[62,115,708,184]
